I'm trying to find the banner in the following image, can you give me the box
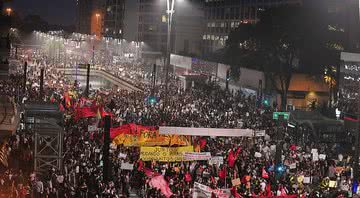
[193,182,231,198]
[160,127,254,137]
[183,152,211,161]
[140,146,193,162]
[121,162,134,170]
[208,156,224,166]
[112,126,191,147]
[149,175,173,198]
[255,130,266,137]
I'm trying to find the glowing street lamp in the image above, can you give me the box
[6,8,12,16]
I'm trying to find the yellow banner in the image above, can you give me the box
[140,146,194,162]
[112,131,191,147]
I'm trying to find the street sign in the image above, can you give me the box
[273,112,290,120]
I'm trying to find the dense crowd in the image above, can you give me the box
[0,53,356,198]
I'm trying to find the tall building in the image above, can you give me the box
[203,0,303,54]
[103,0,126,39]
[133,0,204,57]
[76,0,103,35]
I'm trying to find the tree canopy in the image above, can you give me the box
[224,5,342,110]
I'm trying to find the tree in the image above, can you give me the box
[225,5,337,110]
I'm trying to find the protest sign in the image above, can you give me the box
[183,152,211,161]
[121,162,134,170]
[193,182,231,198]
[303,177,311,184]
[208,156,224,166]
[289,163,297,169]
[319,154,326,160]
[232,178,241,186]
[140,146,193,161]
[255,130,266,137]
[312,152,319,162]
[88,125,98,132]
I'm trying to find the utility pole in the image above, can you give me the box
[226,69,230,91]
[39,68,44,100]
[92,45,95,67]
[85,64,90,97]
[164,0,175,108]
[103,115,111,183]
[152,64,156,95]
[23,62,27,98]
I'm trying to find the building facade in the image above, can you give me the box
[203,0,303,54]
[103,0,126,39]
[76,0,103,35]
[134,0,204,57]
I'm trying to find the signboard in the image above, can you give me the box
[208,156,224,166]
[193,182,231,198]
[140,146,193,162]
[88,125,98,132]
[183,152,211,161]
[231,178,241,186]
[255,130,266,137]
[121,162,134,170]
[159,127,254,137]
[273,112,290,120]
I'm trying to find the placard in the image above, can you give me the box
[312,152,319,162]
[303,177,311,184]
[183,152,211,161]
[121,162,134,170]
[118,153,127,159]
[208,156,224,166]
[319,154,326,160]
[289,163,297,169]
[231,178,241,186]
[140,146,193,161]
[255,130,266,137]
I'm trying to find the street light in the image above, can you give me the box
[164,0,176,108]
[6,8,12,16]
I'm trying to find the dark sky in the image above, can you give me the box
[5,0,76,26]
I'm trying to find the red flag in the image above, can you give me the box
[219,166,227,179]
[59,104,65,112]
[231,187,242,198]
[148,175,173,198]
[199,138,207,149]
[137,160,143,171]
[228,147,241,168]
[266,183,272,197]
[185,172,192,182]
[262,168,269,179]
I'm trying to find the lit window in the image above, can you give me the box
[162,15,167,23]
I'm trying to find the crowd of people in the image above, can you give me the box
[0,50,356,198]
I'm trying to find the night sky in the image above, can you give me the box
[5,0,76,26]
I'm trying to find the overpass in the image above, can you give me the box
[56,68,142,92]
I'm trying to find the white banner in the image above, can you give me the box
[88,125,98,132]
[184,152,211,161]
[121,162,134,170]
[193,182,231,198]
[255,130,266,137]
[208,156,224,166]
[159,127,254,137]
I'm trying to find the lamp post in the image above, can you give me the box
[164,0,176,108]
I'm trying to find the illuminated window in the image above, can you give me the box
[162,15,167,23]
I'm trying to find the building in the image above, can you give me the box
[173,0,204,56]
[76,0,103,35]
[203,0,303,54]
[103,0,126,39]
[0,5,11,79]
[129,0,204,58]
